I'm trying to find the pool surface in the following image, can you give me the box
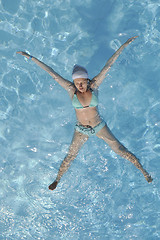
[0,0,160,239]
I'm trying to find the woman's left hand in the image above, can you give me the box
[125,36,139,45]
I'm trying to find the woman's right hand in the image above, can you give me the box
[16,51,31,59]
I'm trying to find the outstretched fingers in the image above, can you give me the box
[17,51,26,55]
[16,51,30,59]
[126,36,139,45]
[16,51,23,54]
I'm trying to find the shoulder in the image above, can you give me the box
[89,78,99,91]
[67,83,76,98]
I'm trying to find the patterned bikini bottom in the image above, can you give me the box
[75,121,106,137]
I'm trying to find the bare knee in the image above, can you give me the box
[114,145,139,164]
[118,145,128,153]
[111,143,128,156]
[63,152,78,165]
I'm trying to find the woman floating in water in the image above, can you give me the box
[17,36,153,190]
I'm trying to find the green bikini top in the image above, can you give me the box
[72,90,98,109]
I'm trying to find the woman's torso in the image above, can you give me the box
[72,89,102,127]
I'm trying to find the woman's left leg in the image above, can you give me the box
[96,124,153,183]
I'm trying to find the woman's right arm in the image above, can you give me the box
[16,51,75,95]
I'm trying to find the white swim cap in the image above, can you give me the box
[72,64,88,80]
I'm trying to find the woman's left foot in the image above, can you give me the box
[144,174,153,183]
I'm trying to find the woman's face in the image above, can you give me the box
[74,78,88,93]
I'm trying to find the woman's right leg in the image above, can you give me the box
[49,130,89,190]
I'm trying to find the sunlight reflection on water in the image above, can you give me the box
[0,0,160,239]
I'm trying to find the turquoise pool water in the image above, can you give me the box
[0,0,160,239]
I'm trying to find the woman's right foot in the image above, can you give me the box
[48,181,58,190]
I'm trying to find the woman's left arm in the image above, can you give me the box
[90,36,138,90]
